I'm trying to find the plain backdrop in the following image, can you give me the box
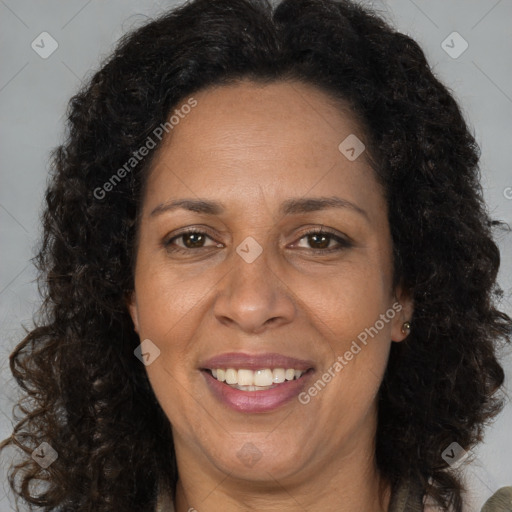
[1,1,511,510]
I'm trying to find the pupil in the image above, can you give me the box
[310,234,329,249]
[184,233,204,248]
[181,233,331,250]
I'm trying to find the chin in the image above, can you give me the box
[210,444,308,483]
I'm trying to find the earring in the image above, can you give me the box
[401,321,411,335]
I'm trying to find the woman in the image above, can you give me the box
[1,0,510,510]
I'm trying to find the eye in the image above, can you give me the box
[293,228,353,253]
[163,227,352,255]
[164,229,222,253]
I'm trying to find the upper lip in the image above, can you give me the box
[199,352,315,371]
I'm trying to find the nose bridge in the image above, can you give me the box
[213,233,295,333]
[234,236,274,292]
[230,235,278,308]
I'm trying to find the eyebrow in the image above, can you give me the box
[150,196,369,220]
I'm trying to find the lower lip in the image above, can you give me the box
[202,370,313,413]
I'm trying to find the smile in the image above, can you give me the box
[199,352,315,412]
[201,368,315,413]
[207,367,307,390]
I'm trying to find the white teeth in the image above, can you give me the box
[272,368,286,383]
[285,368,295,381]
[254,369,273,387]
[231,384,275,391]
[210,367,306,387]
[237,369,253,386]
[225,368,237,385]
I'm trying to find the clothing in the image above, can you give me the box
[481,487,512,512]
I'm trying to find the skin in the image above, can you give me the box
[128,79,414,512]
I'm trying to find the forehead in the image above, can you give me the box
[159,79,364,157]
[145,79,382,215]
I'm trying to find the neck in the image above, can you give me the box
[173,441,391,511]
[175,472,390,512]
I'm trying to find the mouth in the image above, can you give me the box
[202,367,312,391]
[199,353,315,413]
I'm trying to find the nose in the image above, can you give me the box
[212,242,296,335]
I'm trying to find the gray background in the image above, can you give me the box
[1,1,511,510]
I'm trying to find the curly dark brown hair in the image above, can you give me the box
[1,0,510,510]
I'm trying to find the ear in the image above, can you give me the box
[126,291,140,334]
[390,285,414,343]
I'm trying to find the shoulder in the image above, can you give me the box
[480,486,512,512]
[422,485,512,512]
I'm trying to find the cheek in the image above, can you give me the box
[134,245,393,356]
[295,260,394,405]
[133,259,212,344]
[294,262,392,344]
[135,269,205,424]
[132,264,207,392]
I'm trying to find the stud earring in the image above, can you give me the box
[401,321,411,335]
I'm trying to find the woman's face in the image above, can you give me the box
[128,80,413,486]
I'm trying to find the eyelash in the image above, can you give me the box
[163,227,352,255]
